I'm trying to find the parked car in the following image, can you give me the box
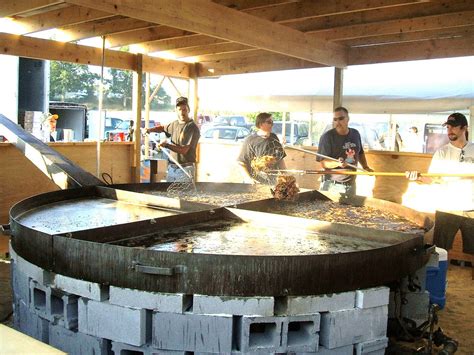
[272,121,309,145]
[108,119,158,141]
[213,115,248,127]
[104,117,124,139]
[200,126,251,142]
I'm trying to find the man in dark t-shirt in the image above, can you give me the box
[237,112,286,183]
[147,97,200,182]
[317,107,373,196]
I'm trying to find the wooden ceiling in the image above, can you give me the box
[1,0,473,78]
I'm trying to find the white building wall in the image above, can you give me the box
[0,55,19,122]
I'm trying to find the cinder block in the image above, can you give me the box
[14,299,49,343]
[152,312,232,353]
[110,286,189,313]
[237,315,285,353]
[79,298,148,346]
[111,341,187,355]
[282,292,355,315]
[355,337,388,354]
[10,247,52,285]
[193,294,274,316]
[356,287,390,309]
[320,306,388,349]
[284,314,320,353]
[53,273,109,301]
[11,259,31,305]
[29,279,79,329]
[49,323,110,355]
[400,291,430,321]
[295,344,353,354]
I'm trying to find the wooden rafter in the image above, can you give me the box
[64,0,348,67]
[135,35,227,54]
[349,35,474,65]
[0,32,190,77]
[57,16,157,42]
[6,5,111,35]
[198,51,323,77]
[244,0,426,23]
[341,26,474,47]
[289,0,474,32]
[106,26,194,49]
[309,11,474,42]
[0,0,63,18]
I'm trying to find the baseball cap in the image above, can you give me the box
[176,96,189,107]
[443,113,468,127]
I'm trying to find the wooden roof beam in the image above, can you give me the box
[107,26,195,49]
[349,35,474,65]
[0,32,190,78]
[4,5,112,35]
[65,0,348,67]
[341,25,474,47]
[56,16,157,42]
[158,42,251,59]
[134,35,227,54]
[309,11,474,41]
[0,0,64,18]
[289,0,474,33]
[198,51,323,77]
[213,0,296,11]
[245,0,427,24]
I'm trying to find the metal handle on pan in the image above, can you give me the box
[131,261,187,276]
[1,224,10,236]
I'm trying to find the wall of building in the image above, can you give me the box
[0,56,19,122]
[0,142,133,224]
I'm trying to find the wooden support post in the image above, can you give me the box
[469,105,474,142]
[144,72,151,159]
[190,63,200,123]
[131,54,143,183]
[333,67,344,110]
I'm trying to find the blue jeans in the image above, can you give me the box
[319,180,356,196]
[166,164,195,182]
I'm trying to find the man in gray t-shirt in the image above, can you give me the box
[147,97,200,182]
[317,107,372,196]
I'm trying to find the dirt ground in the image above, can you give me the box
[436,263,474,355]
[0,259,472,354]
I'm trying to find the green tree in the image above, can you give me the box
[107,68,133,108]
[106,69,172,110]
[49,61,99,102]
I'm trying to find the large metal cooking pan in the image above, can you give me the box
[235,189,433,233]
[10,186,429,296]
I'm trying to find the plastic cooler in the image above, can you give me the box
[426,247,448,309]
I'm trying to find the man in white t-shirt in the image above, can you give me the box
[407,113,474,253]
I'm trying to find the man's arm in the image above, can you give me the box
[147,125,165,134]
[237,161,257,184]
[159,141,191,155]
[359,153,374,172]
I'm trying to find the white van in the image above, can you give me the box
[272,121,309,145]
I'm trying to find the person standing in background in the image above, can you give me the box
[127,120,134,142]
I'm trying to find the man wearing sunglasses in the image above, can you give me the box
[407,112,474,253]
[146,97,200,182]
[237,112,286,183]
[317,106,373,196]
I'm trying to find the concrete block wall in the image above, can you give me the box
[29,279,79,330]
[10,243,390,355]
